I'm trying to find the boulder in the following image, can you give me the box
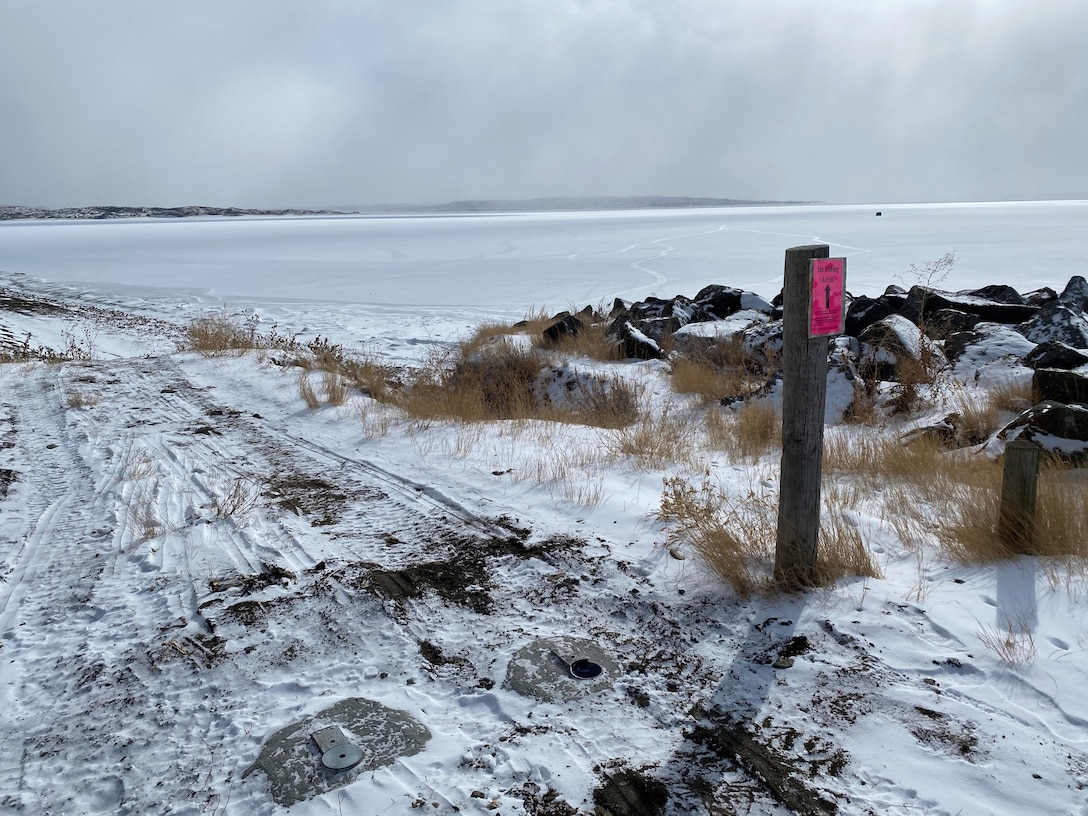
[692,284,743,319]
[944,322,1036,369]
[1022,341,1088,370]
[691,285,773,318]
[1023,287,1058,307]
[857,314,945,382]
[925,308,981,338]
[899,285,1038,327]
[1017,300,1088,348]
[542,314,585,346]
[671,309,768,354]
[610,321,662,360]
[1058,275,1088,311]
[1002,400,1088,459]
[739,320,783,369]
[1032,368,1088,405]
[964,284,1025,304]
[845,290,908,337]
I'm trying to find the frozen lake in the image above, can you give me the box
[2,201,1086,359]
[3,201,1086,305]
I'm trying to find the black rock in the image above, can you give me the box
[900,285,1038,327]
[1058,275,1088,311]
[693,284,744,319]
[542,314,585,346]
[845,292,907,337]
[965,284,1025,305]
[1032,368,1088,405]
[610,321,662,360]
[925,308,981,338]
[1022,341,1088,370]
[1017,301,1088,348]
[943,330,985,363]
[1003,400,1088,452]
[1023,287,1059,307]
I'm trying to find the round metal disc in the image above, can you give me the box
[322,743,364,771]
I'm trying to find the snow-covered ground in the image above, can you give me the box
[0,203,1086,815]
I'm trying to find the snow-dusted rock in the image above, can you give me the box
[900,285,1037,327]
[858,314,945,381]
[542,314,585,346]
[1032,367,1088,405]
[609,320,662,360]
[1022,340,1088,370]
[844,288,909,337]
[693,283,773,318]
[945,322,1037,368]
[1017,300,1088,348]
[739,319,783,367]
[1057,275,1088,311]
[1002,400,1088,460]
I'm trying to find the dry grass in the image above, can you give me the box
[658,475,776,596]
[184,312,256,356]
[605,401,698,469]
[398,342,541,423]
[818,488,883,583]
[658,474,880,596]
[535,320,618,361]
[823,425,1088,588]
[943,466,1088,569]
[709,400,780,461]
[297,374,321,410]
[355,400,393,438]
[976,624,1037,667]
[986,380,1033,414]
[65,390,100,408]
[322,371,348,406]
[669,356,749,403]
[564,374,641,428]
[209,477,263,521]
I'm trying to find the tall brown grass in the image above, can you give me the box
[669,356,749,403]
[184,312,255,356]
[707,400,780,462]
[657,474,880,596]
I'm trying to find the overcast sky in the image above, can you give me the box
[2,1,1086,208]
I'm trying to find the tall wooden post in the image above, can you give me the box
[998,438,1041,553]
[775,244,830,587]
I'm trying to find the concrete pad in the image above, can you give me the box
[243,697,430,807]
[504,636,620,703]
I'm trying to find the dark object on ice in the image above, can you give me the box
[875,211,882,216]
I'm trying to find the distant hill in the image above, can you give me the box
[0,196,810,222]
[0,205,343,221]
[347,195,811,213]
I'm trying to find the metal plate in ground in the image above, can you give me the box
[242,697,430,807]
[504,636,620,703]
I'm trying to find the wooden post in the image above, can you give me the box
[774,244,830,587]
[998,438,1041,553]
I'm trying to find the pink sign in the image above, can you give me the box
[809,258,846,337]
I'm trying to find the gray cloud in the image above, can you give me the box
[2,0,1086,207]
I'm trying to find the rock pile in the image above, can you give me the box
[540,276,1088,456]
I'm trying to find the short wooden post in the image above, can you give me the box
[774,244,830,587]
[998,438,1041,553]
